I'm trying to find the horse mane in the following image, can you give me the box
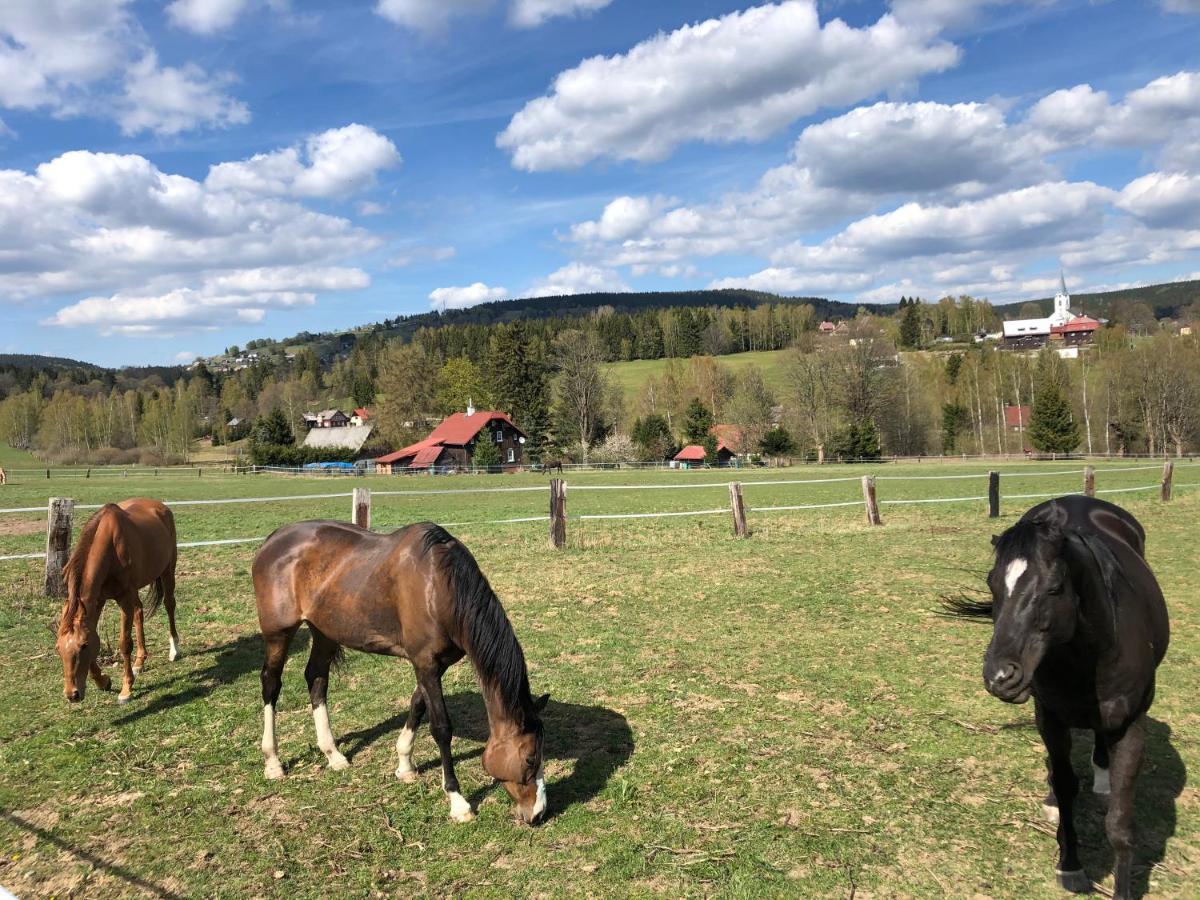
[61,504,121,627]
[418,524,534,723]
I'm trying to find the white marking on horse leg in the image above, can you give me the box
[262,703,284,779]
[395,726,418,782]
[447,791,475,823]
[312,702,349,770]
[1004,558,1028,596]
[1042,802,1060,824]
[531,769,547,821]
[169,635,180,662]
[1093,763,1111,796]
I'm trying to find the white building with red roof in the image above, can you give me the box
[1002,274,1101,349]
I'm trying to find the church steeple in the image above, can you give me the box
[1051,270,1072,326]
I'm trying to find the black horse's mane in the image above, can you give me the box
[418,524,535,723]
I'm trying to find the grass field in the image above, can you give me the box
[0,443,38,470]
[604,349,791,406]
[1,461,1197,897]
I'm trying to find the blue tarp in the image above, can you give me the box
[303,461,356,469]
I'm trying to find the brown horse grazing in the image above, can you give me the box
[252,520,549,825]
[55,498,181,704]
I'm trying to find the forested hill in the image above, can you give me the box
[993,279,1200,320]
[0,354,104,372]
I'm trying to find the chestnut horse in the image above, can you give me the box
[252,520,548,825]
[55,498,181,704]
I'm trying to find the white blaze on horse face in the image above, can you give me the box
[531,768,547,820]
[1093,763,1111,795]
[313,702,349,770]
[1004,558,1029,597]
[262,703,284,779]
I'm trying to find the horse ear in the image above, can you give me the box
[990,534,1000,547]
[534,693,550,712]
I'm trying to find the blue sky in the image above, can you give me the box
[2,0,1199,366]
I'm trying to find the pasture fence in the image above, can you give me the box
[4,460,1197,589]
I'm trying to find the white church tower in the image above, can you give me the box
[1049,271,1073,327]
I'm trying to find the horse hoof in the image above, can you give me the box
[99,677,113,692]
[396,769,419,784]
[1042,803,1060,825]
[327,754,350,771]
[169,650,180,662]
[450,808,476,824]
[1056,870,1090,893]
[117,693,132,705]
[132,666,142,676]
[264,761,285,780]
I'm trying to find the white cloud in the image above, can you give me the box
[374,0,493,33]
[206,124,401,198]
[387,245,457,267]
[118,52,250,136]
[569,196,671,242]
[0,0,250,135]
[708,269,872,294]
[357,200,387,216]
[0,136,381,335]
[497,1,959,171]
[429,282,508,309]
[166,0,255,34]
[510,0,611,28]
[1116,172,1200,229]
[1160,0,1200,12]
[175,350,199,362]
[528,263,629,297]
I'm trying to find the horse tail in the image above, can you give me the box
[145,576,165,617]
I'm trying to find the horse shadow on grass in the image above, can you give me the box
[339,690,634,820]
[111,631,277,727]
[1063,717,1186,898]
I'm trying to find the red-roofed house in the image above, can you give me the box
[1004,405,1030,430]
[376,405,526,474]
[351,407,371,426]
[672,439,735,468]
[1050,315,1101,346]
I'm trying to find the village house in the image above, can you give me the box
[672,438,736,468]
[303,409,351,429]
[375,403,526,474]
[351,408,371,427]
[1002,275,1101,350]
[1004,405,1030,431]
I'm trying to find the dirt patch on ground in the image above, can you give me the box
[0,518,43,537]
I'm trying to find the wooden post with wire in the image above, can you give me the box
[861,475,882,526]
[549,479,567,549]
[1083,465,1095,498]
[1161,460,1174,502]
[988,471,1000,518]
[352,487,371,529]
[44,497,75,598]
[729,482,749,538]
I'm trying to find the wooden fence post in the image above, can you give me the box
[988,471,1000,518]
[549,479,567,549]
[1161,460,1174,502]
[352,487,371,529]
[729,482,749,538]
[861,475,882,526]
[1083,465,1095,498]
[45,497,74,598]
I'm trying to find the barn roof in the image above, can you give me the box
[674,445,707,462]
[1052,315,1101,334]
[410,446,445,467]
[427,410,523,445]
[301,423,374,451]
[1004,405,1030,428]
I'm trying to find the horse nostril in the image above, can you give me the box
[66,689,81,702]
[989,663,1021,687]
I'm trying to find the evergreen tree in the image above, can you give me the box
[899,302,923,349]
[759,426,796,456]
[682,398,714,443]
[471,438,502,471]
[486,321,551,454]
[251,407,295,447]
[1028,381,1080,453]
[941,402,970,453]
[632,414,675,461]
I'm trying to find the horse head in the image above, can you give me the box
[482,692,550,825]
[982,515,1083,704]
[55,594,100,703]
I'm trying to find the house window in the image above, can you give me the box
[507,448,515,463]
[493,430,504,443]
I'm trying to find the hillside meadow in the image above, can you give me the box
[0,461,1197,897]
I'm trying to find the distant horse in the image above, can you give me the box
[252,521,549,825]
[948,496,1169,899]
[55,498,181,704]
[542,459,563,476]
[0,466,7,485]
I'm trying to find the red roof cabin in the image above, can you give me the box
[376,405,526,474]
[672,440,735,468]
[1004,405,1030,430]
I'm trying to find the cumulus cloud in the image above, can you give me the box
[510,0,611,28]
[429,282,508,309]
[528,263,629,297]
[1116,172,1200,229]
[374,0,493,33]
[0,135,380,335]
[1160,0,1200,11]
[497,1,959,171]
[206,124,401,198]
[167,0,255,33]
[708,269,872,294]
[0,0,250,135]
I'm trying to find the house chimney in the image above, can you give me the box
[466,398,475,417]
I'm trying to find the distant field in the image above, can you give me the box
[1,462,1197,897]
[0,443,38,470]
[604,349,792,407]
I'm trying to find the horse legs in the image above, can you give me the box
[260,626,297,780]
[1036,704,1087,892]
[132,603,147,675]
[117,595,138,703]
[1093,732,1111,796]
[1104,718,1146,900]
[395,686,427,783]
[416,666,473,823]
[88,660,111,692]
[163,565,181,662]
[305,627,349,771]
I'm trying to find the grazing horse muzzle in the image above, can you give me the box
[984,660,1031,703]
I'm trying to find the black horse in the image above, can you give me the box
[949,496,1169,899]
